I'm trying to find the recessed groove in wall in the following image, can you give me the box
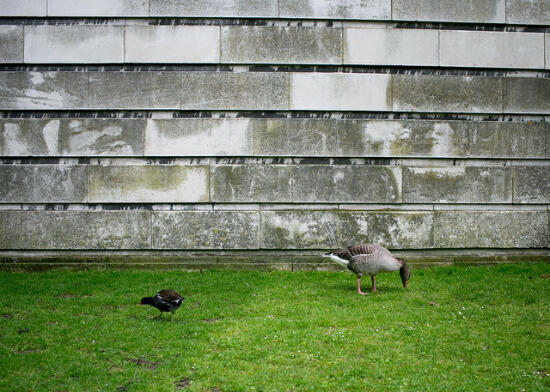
[1,111,546,122]
[1,65,549,77]
[0,17,547,32]
[0,203,548,212]
[1,157,549,166]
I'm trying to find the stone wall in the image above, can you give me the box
[0,0,549,269]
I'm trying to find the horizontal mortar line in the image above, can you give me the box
[0,111,547,122]
[0,17,548,32]
[1,64,549,77]
[1,157,549,166]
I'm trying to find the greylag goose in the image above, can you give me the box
[140,290,183,321]
[323,244,410,295]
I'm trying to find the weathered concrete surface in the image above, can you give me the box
[1,119,59,156]
[88,72,180,109]
[344,28,438,66]
[504,78,550,114]
[222,26,342,65]
[506,0,550,25]
[0,212,22,249]
[48,0,148,16]
[125,26,219,63]
[24,26,124,63]
[0,119,145,157]
[153,211,259,249]
[467,121,546,158]
[58,119,145,156]
[20,211,152,249]
[291,73,391,111]
[434,210,549,248]
[279,0,390,19]
[0,165,87,202]
[145,118,252,156]
[392,75,503,113]
[440,31,545,69]
[0,0,46,16]
[252,119,340,157]
[0,26,23,63]
[293,166,401,203]
[339,211,434,249]
[402,167,512,203]
[355,120,468,157]
[392,0,505,23]
[150,0,277,17]
[260,210,339,249]
[181,72,289,110]
[547,34,550,70]
[212,165,293,203]
[0,72,88,110]
[513,167,550,204]
[88,166,209,203]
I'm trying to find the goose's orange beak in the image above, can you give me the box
[403,281,408,288]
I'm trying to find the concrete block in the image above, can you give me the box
[252,119,340,156]
[546,34,549,70]
[48,0,148,16]
[125,26,219,64]
[88,72,180,109]
[145,119,252,156]
[291,73,391,111]
[547,123,550,158]
[1,119,59,156]
[0,0,46,16]
[504,78,550,114]
[150,0,277,17]
[293,165,401,203]
[0,212,22,249]
[0,72,88,110]
[181,72,289,110]
[58,119,146,156]
[513,167,550,204]
[434,210,548,248]
[467,121,546,158]
[440,31,544,69]
[25,25,124,64]
[350,120,468,157]
[279,0,390,20]
[402,167,512,203]
[260,210,339,249]
[506,0,550,25]
[0,26,23,63]
[22,211,152,249]
[88,165,209,203]
[344,28,438,66]
[222,26,341,65]
[392,75,503,114]
[339,211,434,248]
[153,211,259,249]
[211,165,293,203]
[392,0,505,23]
[0,165,87,202]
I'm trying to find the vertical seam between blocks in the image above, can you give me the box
[288,72,292,110]
[437,30,440,67]
[148,0,151,17]
[22,25,25,64]
[122,25,126,63]
[46,0,48,17]
[150,210,154,250]
[340,27,344,65]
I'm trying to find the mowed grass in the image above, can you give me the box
[0,263,549,391]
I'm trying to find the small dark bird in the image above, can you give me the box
[139,290,183,321]
[323,243,410,295]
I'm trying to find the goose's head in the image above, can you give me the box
[397,259,410,288]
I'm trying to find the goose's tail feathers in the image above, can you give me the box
[322,252,349,268]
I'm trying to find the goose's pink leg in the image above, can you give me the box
[357,278,367,295]
[371,275,376,292]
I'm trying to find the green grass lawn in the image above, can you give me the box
[0,263,549,391]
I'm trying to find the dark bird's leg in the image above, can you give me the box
[171,311,174,322]
[356,277,367,295]
[371,275,377,292]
